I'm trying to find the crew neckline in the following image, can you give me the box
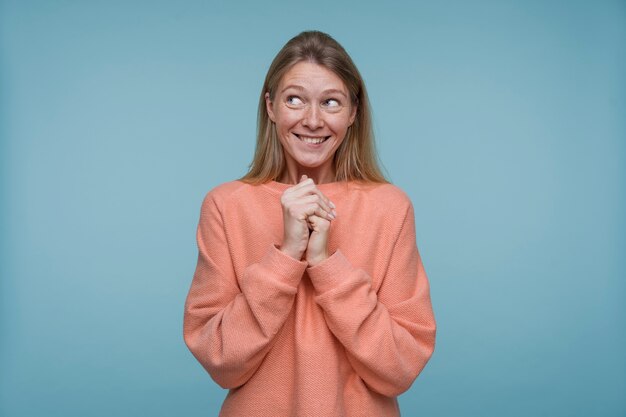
[260,180,350,197]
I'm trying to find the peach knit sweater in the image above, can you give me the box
[183,180,436,417]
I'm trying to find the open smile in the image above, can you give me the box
[294,134,331,145]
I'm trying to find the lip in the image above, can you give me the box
[293,133,331,146]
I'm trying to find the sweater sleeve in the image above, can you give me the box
[306,201,436,397]
[183,191,307,389]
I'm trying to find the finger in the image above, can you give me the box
[298,194,335,219]
[306,214,331,231]
[290,177,314,192]
[316,206,335,221]
[289,182,336,213]
[306,216,314,230]
[284,178,316,200]
[303,202,335,221]
[310,189,336,215]
[281,177,314,206]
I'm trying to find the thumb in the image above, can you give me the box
[307,214,329,229]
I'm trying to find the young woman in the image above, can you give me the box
[183,30,436,416]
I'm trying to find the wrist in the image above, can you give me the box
[279,245,304,260]
[306,253,328,267]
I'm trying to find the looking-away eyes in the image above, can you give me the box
[284,96,343,113]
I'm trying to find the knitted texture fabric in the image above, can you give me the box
[183,180,436,417]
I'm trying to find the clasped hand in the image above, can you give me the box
[279,175,337,267]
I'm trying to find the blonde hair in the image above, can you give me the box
[240,31,388,184]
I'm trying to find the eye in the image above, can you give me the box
[321,98,342,112]
[322,98,340,108]
[286,96,304,107]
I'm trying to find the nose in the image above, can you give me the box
[302,104,324,129]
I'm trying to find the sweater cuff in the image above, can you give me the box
[260,244,308,288]
[307,250,354,294]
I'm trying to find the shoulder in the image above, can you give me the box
[350,182,413,211]
[205,180,248,198]
[200,180,253,209]
[368,182,412,204]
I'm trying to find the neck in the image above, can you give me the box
[280,162,336,185]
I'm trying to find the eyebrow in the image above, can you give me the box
[280,84,348,98]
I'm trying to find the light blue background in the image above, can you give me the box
[1,1,624,416]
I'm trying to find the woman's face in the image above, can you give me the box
[266,61,357,179]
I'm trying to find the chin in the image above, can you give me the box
[294,157,329,168]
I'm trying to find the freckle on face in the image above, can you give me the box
[268,61,356,178]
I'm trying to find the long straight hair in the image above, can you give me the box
[240,31,388,184]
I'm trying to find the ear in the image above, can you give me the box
[265,92,276,122]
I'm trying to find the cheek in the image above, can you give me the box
[275,111,299,131]
[329,116,352,135]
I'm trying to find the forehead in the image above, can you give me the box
[278,61,348,94]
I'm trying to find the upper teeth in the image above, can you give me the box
[300,136,326,144]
